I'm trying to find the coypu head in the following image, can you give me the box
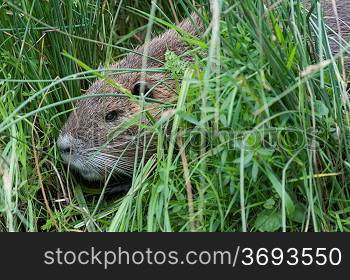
[57,14,203,181]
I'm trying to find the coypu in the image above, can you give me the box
[58,2,350,183]
[57,14,204,182]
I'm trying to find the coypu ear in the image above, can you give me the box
[132,81,152,97]
[105,110,120,122]
[173,12,205,39]
[115,13,204,70]
[143,12,204,63]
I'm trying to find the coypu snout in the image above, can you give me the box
[57,14,204,181]
[57,133,102,181]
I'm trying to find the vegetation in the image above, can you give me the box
[1,0,350,232]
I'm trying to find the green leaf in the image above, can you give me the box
[290,203,306,223]
[176,110,200,126]
[315,100,329,117]
[254,210,281,232]
[251,160,259,182]
[263,198,276,209]
[286,45,297,70]
[234,151,253,166]
[261,165,295,216]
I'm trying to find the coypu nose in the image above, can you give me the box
[59,146,72,154]
[57,134,75,155]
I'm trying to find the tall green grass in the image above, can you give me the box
[1,0,350,232]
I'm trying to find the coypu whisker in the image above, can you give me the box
[88,153,135,175]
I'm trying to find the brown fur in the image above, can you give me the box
[57,14,204,181]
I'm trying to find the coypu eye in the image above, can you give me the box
[105,110,119,122]
[132,82,152,97]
